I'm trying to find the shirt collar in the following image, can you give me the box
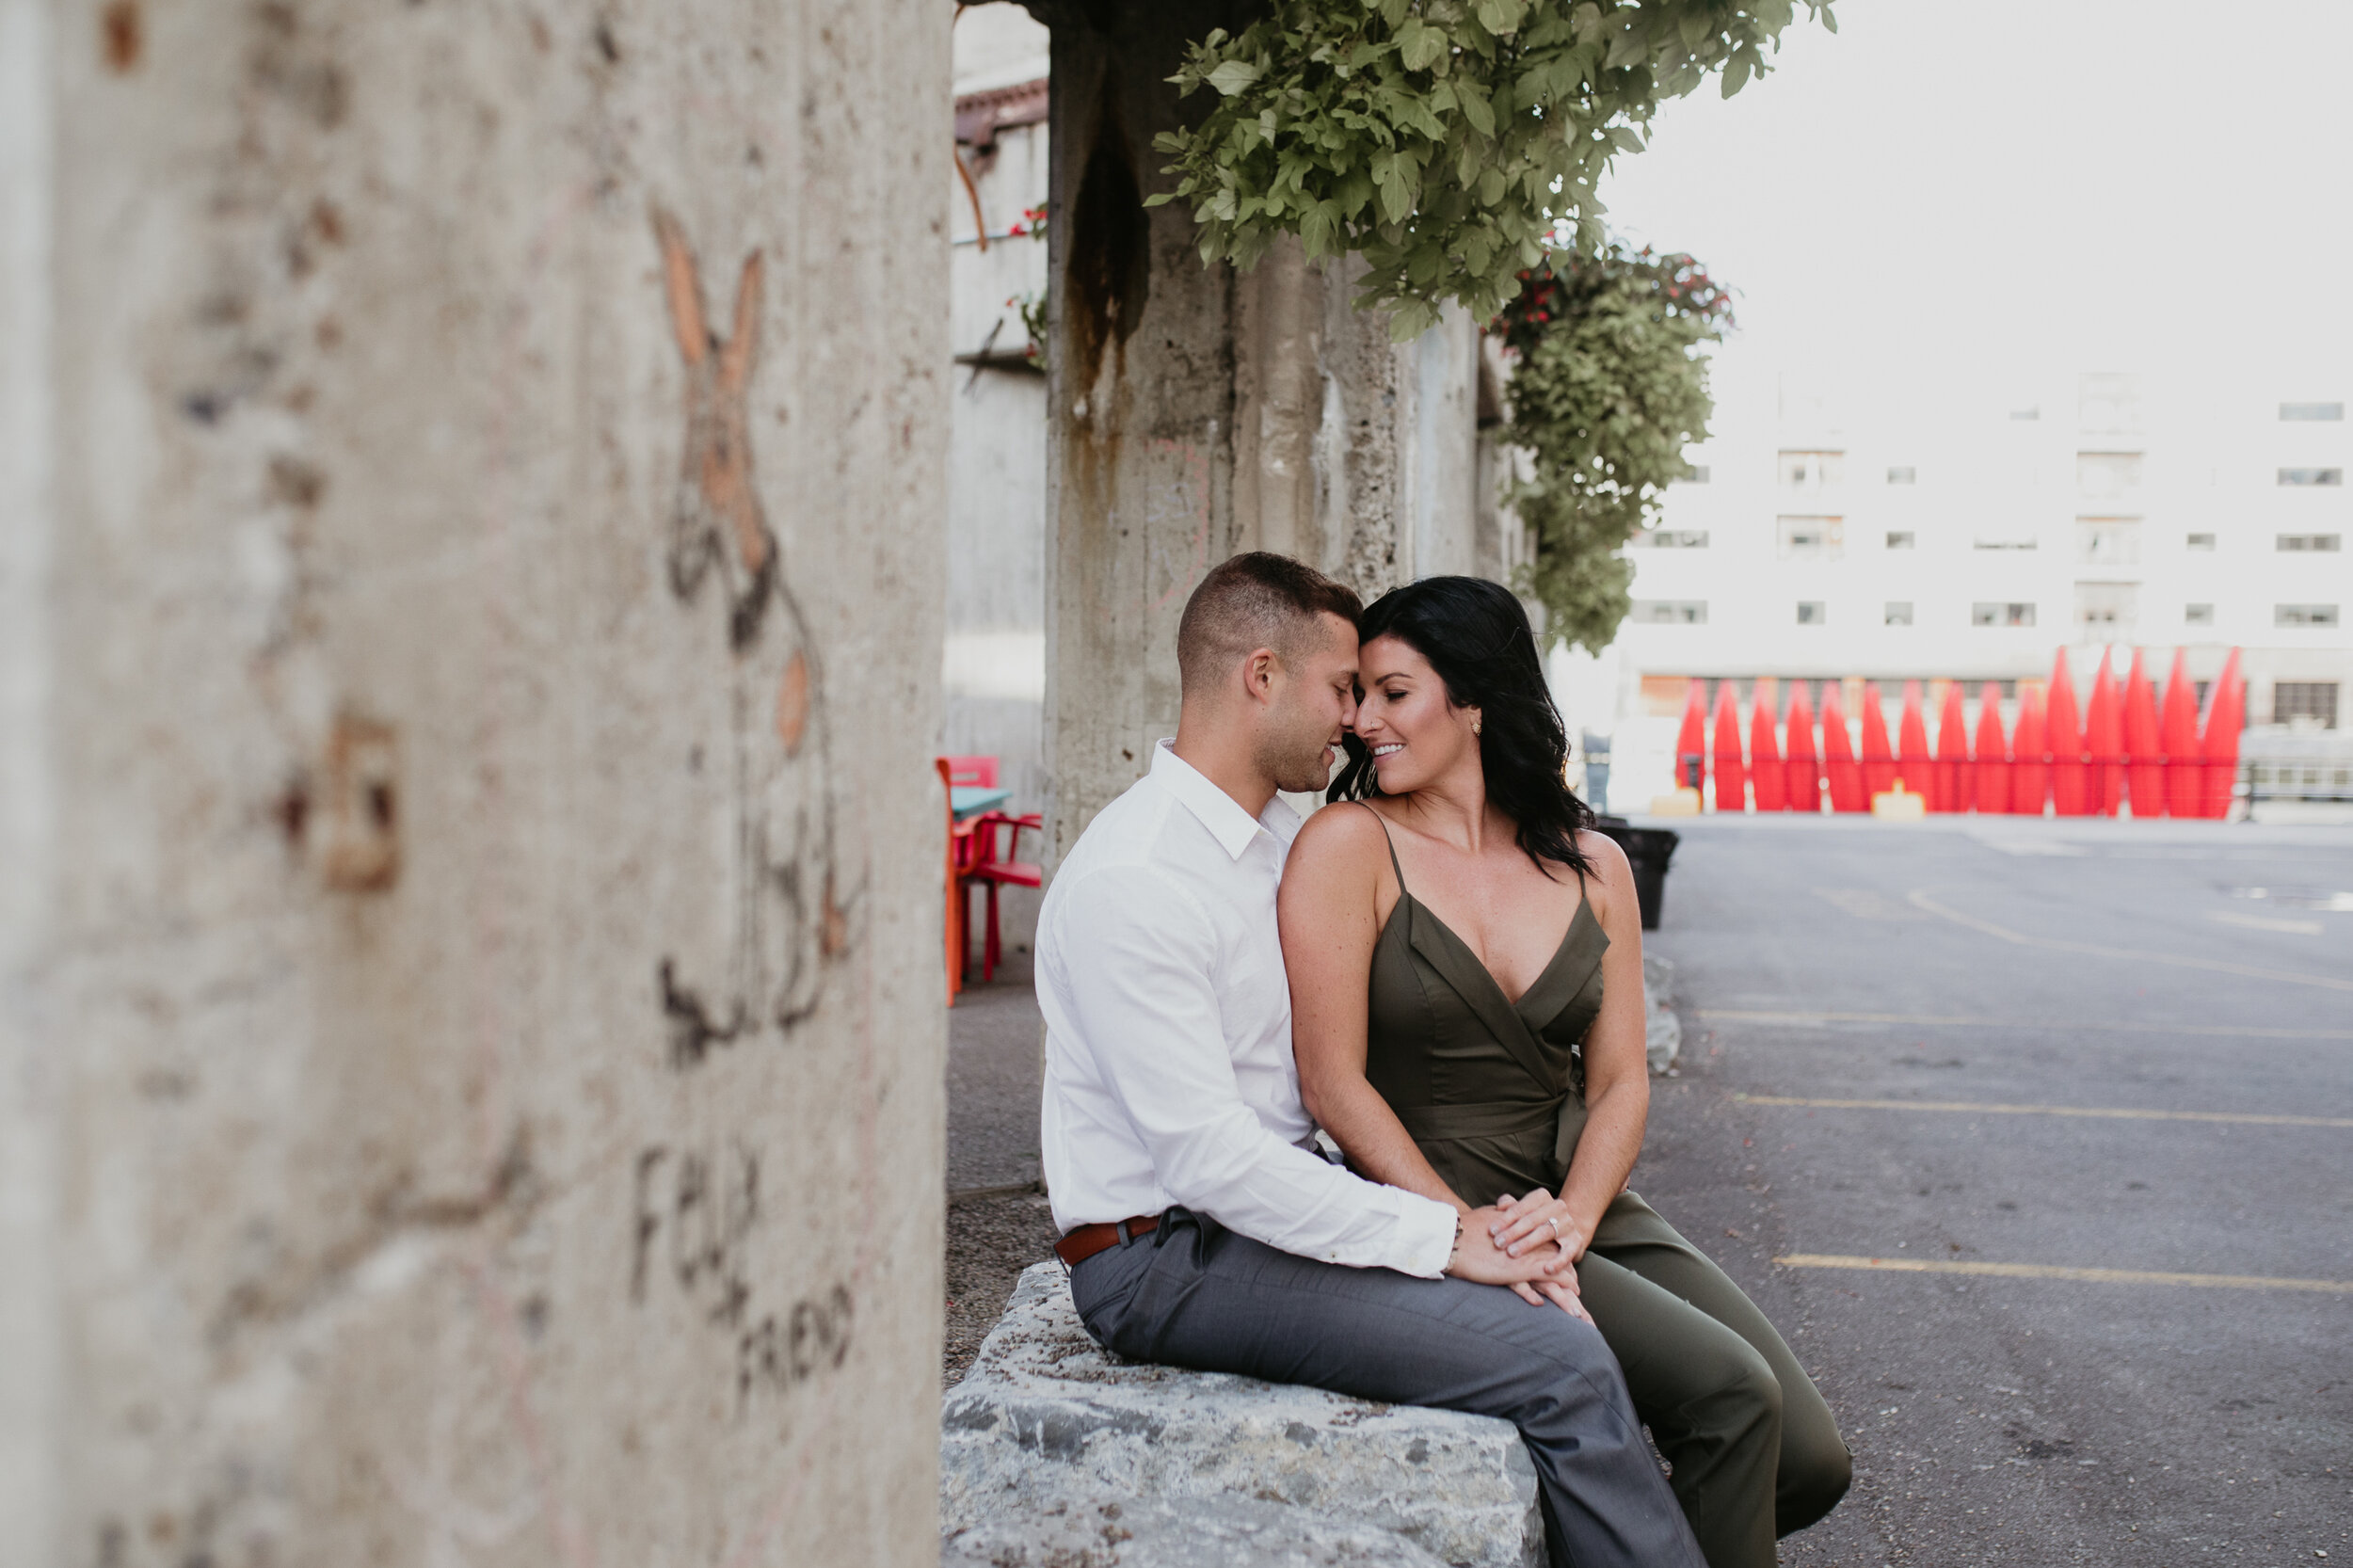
[1150,739,1284,861]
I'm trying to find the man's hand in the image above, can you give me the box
[1445,1205,1573,1288]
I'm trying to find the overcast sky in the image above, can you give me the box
[1596,0,2353,395]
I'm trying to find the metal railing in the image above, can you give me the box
[2242,756,2353,813]
[1675,749,2353,818]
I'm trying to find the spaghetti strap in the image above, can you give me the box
[1356,802,1409,894]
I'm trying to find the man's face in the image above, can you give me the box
[1257,613,1361,794]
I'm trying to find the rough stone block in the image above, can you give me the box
[943,1491,1449,1567]
[1643,953,1683,1074]
[940,1263,1544,1568]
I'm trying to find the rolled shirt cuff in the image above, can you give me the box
[1389,1192,1460,1279]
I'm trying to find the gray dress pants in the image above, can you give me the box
[1067,1210,1705,1568]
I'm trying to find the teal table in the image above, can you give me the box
[951,785,1012,821]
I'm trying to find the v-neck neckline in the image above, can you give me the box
[1358,803,1609,1095]
[1385,891,1598,1020]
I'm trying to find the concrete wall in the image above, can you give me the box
[1,3,947,1564]
[1038,1,1484,858]
[1231,243,1483,595]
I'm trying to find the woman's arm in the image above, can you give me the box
[1280,806,1471,1214]
[1554,830,1650,1257]
[1489,830,1648,1263]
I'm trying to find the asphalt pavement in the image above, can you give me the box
[940,814,2353,1562]
[1638,813,2353,1566]
[943,949,1057,1383]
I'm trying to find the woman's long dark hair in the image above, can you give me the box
[1328,576,1597,880]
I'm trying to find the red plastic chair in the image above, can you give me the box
[964,808,1043,984]
[936,760,970,1004]
[941,755,998,788]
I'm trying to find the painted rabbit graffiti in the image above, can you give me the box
[651,208,853,1065]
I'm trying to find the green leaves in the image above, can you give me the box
[1497,247,1728,653]
[1476,0,1531,37]
[1207,56,1267,96]
[1397,17,1448,72]
[1155,0,1833,329]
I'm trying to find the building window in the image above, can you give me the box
[2076,451,2144,498]
[1633,600,1708,625]
[2276,603,2342,628]
[2279,468,2345,487]
[1796,600,1828,626]
[1973,601,2037,627]
[1885,530,1916,550]
[2185,532,2217,551]
[1886,466,1917,485]
[1686,465,1711,483]
[2076,582,2139,631]
[2278,533,2343,552]
[1634,529,1710,549]
[2080,374,2142,431]
[2076,518,2142,565]
[1778,451,1845,490]
[2185,603,2215,626]
[1885,601,1914,626]
[2281,402,2345,422]
[2274,681,2341,728]
[1778,516,1845,560]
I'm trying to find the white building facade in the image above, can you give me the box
[1576,364,2350,808]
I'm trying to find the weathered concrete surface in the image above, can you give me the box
[1643,954,1684,1075]
[1,3,946,1563]
[943,1490,1450,1567]
[941,1263,1544,1568]
[1036,5,1485,865]
[1232,243,1483,597]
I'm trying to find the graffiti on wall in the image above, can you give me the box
[630,1141,854,1418]
[649,209,856,1067]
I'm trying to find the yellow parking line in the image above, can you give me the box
[1777,1254,2353,1295]
[1908,888,2353,993]
[1733,1094,2353,1129]
[1697,1008,2353,1041]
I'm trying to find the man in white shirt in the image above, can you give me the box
[1037,553,1703,1568]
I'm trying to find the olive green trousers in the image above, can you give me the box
[1577,1192,1850,1568]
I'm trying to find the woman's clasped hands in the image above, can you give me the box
[1490,1187,1592,1322]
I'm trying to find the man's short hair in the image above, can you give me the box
[1176,552,1363,697]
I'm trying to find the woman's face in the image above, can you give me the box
[1353,633,1479,795]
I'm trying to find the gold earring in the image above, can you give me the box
[1472,717,1482,736]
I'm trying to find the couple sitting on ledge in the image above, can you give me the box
[1036,552,1850,1568]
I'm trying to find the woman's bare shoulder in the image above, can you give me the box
[1289,798,1392,856]
[1286,798,1394,873]
[1572,827,1633,915]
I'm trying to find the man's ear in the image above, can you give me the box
[1241,648,1280,706]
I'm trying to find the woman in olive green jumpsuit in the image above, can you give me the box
[1281,578,1849,1568]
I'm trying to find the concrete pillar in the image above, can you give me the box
[0,2,947,1563]
[1038,3,1482,857]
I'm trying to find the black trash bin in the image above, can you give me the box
[1592,815,1678,931]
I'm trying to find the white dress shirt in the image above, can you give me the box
[1037,740,1458,1277]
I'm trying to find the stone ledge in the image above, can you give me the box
[940,1262,1543,1568]
[943,1491,1449,1567]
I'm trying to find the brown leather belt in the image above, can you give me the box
[1054,1213,1160,1268]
